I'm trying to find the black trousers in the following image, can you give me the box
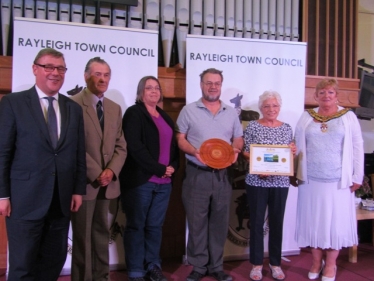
[6,183,70,281]
[246,184,289,266]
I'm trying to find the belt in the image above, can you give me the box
[187,160,224,172]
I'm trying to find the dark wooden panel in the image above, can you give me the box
[302,0,358,79]
[159,97,186,259]
[0,56,12,92]
[0,217,7,270]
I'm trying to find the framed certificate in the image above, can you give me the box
[249,144,294,176]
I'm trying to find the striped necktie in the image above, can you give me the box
[97,100,104,130]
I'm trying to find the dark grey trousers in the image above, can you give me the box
[182,164,232,275]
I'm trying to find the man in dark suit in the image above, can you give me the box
[0,48,86,281]
[71,57,127,281]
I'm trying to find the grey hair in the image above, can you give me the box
[258,90,282,108]
[84,57,111,75]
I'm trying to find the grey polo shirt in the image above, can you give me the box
[176,98,243,165]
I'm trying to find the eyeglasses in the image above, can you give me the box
[35,63,68,74]
[145,86,161,91]
[262,105,280,110]
[203,82,222,88]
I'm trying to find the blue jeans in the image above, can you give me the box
[121,182,172,278]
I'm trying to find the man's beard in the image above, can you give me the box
[203,92,220,102]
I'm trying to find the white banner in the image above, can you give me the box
[12,17,158,113]
[12,17,158,274]
[186,35,306,260]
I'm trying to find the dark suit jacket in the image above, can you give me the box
[0,86,86,219]
[119,102,179,189]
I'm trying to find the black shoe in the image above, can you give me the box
[148,266,167,281]
[128,277,146,281]
[186,271,205,281]
[210,271,233,281]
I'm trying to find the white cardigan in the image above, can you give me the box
[294,106,364,189]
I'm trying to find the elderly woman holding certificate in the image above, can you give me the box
[242,91,296,281]
[294,78,364,281]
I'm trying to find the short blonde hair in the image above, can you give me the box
[315,78,339,97]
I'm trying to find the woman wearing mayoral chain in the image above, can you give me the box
[294,78,364,281]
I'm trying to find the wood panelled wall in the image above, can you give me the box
[0,218,6,270]
[0,57,12,98]
[302,0,358,78]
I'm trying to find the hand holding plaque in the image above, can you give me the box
[199,138,234,169]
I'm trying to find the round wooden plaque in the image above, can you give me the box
[200,138,234,169]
